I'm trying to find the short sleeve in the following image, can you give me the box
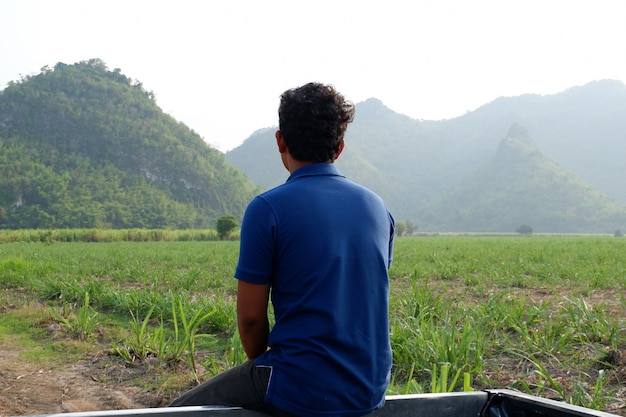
[234,196,277,284]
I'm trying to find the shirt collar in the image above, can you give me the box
[286,163,344,183]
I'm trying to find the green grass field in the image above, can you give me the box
[1,234,624,413]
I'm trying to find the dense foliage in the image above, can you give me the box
[0,59,260,229]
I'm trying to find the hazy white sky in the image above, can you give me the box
[2,0,625,151]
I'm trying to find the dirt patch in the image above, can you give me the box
[0,349,166,416]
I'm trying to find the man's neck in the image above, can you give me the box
[284,156,315,174]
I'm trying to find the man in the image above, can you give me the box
[170,82,395,417]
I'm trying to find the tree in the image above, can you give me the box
[394,220,417,237]
[615,229,623,237]
[395,220,407,237]
[406,220,418,235]
[516,224,533,235]
[216,214,239,240]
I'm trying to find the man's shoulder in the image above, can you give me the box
[254,172,386,209]
[342,177,386,201]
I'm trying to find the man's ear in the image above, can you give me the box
[276,130,288,154]
[334,140,345,160]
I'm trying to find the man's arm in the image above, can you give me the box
[237,280,270,359]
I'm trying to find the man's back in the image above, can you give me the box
[235,163,394,417]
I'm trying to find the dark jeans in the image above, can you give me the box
[169,360,297,417]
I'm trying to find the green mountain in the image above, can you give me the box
[226,83,626,233]
[0,59,260,229]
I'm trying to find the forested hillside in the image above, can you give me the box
[0,59,260,229]
[226,83,626,233]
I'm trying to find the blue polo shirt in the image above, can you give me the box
[235,163,394,417]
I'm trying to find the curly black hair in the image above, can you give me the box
[278,82,355,163]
